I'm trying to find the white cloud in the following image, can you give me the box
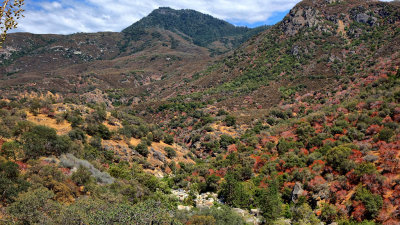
[14,0,393,34]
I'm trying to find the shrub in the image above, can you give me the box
[71,166,92,186]
[320,203,338,223]
[98,124,111,140]
[1,141,20,159]
[219,134,236,149]
[217,109,228,116]
[141,137,152,146]
[291,203,321,224]
[152,130,164,142]
[224,115,236,127]
[136,142,149,157]
[326,146,355,174]
[164,134,174,145]
[164,147,176,158]
[68,128,87,143]
[354,186,383,219]
[296,122,315,143]
[0,161,30,203]
[187,215,216,225]
[8,187,56,224]
[22,125,71,158]
[354,163,377,178]
[378,127,394,142]
[277,138,303,155]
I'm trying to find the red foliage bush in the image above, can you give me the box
[352,201,366,222]
[366,124,382,135]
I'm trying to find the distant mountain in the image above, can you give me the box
[0,7,268,97]
[122,7,268,54]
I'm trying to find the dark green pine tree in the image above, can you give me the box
[259,179,282,222]
[219,171,250,208]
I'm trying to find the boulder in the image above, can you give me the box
[291,182,304,202]
[177,205,192,211]
[152,149,166,163]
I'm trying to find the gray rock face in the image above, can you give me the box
[364,154,379,162]
[152,148,166,163]
[325,0,342,3]
[355,13,377,25]
[282,6,321,36]
[60,153,115,184]
[292,45,300,56]
[291,182,304,202]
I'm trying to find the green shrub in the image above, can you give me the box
[326,146,355,174]
[71,166,92,186]
[165,147,176,158]
[0,161,30,203]
[22,125,71,158]
[98,124,111,140]
[224,115,236,127]
[1,141,20,159]
[354,186,383,219]
[164,134,174,145]
[378,127,394,142]
[8,187,56,224]
[68,128,87,143]
[219,134,236,149]
[136,142,149,157]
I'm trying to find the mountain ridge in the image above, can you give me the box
[122,7,268,53]
[0,7,268,98]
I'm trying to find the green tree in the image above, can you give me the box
[165,147,176,158]
[354,186,383,219]
[1,140,19,159]
[326,145,355,174]
[71,166,92,186]
[219,172,250,208]
[21,125,71,158]
[0,160,29,203]
[258,179,282,222]
[224,115,236,127]
[136,142,149,157]
[8,187,56,224]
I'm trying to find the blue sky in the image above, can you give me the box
[14,0,300,34]
[14,0,391,34]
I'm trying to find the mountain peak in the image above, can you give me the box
[122,7,268,50]
[151,7,178,15]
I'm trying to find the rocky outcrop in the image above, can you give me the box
[232,208,263,225]
[60,153,115,184]
[151,148,166,163]
[281,6,322,36]
[291,182,304,202]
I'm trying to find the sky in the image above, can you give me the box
[14,0,392,34]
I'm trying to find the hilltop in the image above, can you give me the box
[123,7,268,52]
